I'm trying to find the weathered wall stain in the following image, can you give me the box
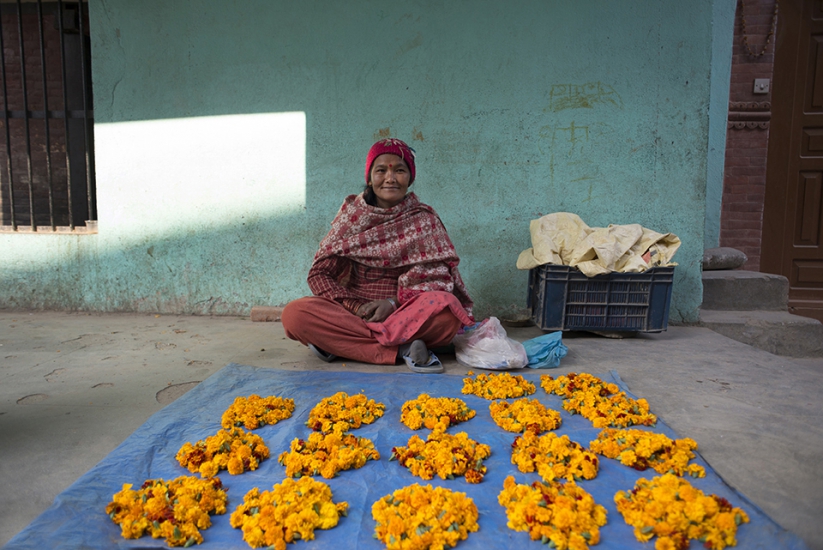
[396,32,423,56]
[549,82,623,112]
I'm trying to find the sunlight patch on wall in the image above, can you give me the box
[94,111,306,237]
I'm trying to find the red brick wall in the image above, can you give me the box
[720,0,778,270]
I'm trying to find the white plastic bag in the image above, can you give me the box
[452,317,528,370]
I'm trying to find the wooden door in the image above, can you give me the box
[763,0,823,322]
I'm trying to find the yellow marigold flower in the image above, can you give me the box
[619,450,638,466]
[220,394,295,430]
[176,427,269,477]
[230,477,347,549]
[372,484,479,549]
[489,398,562,434]
[541,372,617,398]
[590,428,706,478]
[498,475,607,549]
[306,392,385,434]
[400,394,476,432]
[510,431,600,483]
[227,456,243,475]
[462,372,536,400]
[391,431,491,483]
[542,373,657,428]
[106,476,227,547]
[615,473,749,550]
[655,536,678,550]
[277,431,379,479]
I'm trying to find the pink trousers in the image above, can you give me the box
[281,292,468,364]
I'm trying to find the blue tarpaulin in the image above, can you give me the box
[5,364,806,549]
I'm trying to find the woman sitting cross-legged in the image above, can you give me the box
[281,138,474,373]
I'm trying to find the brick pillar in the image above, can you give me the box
[719,0,778,271]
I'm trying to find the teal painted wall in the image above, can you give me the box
[705,0,735,249]
[0,0,729,322]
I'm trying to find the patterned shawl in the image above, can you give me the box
[315,192,474,317]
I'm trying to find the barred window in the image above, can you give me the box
[0,0,96,233]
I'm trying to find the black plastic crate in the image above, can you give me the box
[527,265,675,332]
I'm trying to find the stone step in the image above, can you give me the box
[698,309,823,357]
[701,270,788,311]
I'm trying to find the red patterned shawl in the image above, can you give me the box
[314,192,474,318]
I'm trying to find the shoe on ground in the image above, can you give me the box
[401,340,443,374]
[308,343,337,362]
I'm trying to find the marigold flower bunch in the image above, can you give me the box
[511,430,599,482]
[306,391,385,434]
[229,476,348,549]
[541,373,656,428]
[590,428,705,478]
[614,473,749,550]
[541,372,619,399]
[489,398,562,434]
[400,394,476,432]
[106,476,227,547]
[372,483,479,549]
[277,431,380,479]
[220,394,295,430]
[391,431,491,483]
[176,427,270,478]
[498,475,607,550]
[461,371,536,400]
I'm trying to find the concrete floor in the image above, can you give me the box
[1,310,821,549]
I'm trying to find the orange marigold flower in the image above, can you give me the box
[590,428,705,477]
[615,474,749,550]
[106,476,228,547]
[462,372,536,400]
[498,475,607,549]
[372,484,479,549]
[176,427,269,477]
[230,477,347,548]
[400,394,476,432]
[489,397,562,434]
[391,431,491,483]
[541,372,656,428]
[220,394,295,430]
[306,392,385,434]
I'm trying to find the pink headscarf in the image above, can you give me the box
[365,138,416,183]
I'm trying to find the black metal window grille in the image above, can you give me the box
[0,0,95,233]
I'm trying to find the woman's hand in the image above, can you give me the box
[357,299,396,323]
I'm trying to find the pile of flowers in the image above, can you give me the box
[106,476,228,547]
[511,431,599,482]
[391,431,491,483]
[589,428,705,477]
[498,475,607,550]
[176,427,270,477]
[230,477,348,548]
[489,398,562,434]
[220,394,295,430]
[400,394,476,432]
[306,392,385,434]
[372,483,479,549]
[615,473,749,550]
[541,372,619,400]
[461,371,536,400]
[541,372,657,428]
[277,431,380,479]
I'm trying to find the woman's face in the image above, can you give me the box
[369,153,410,208]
